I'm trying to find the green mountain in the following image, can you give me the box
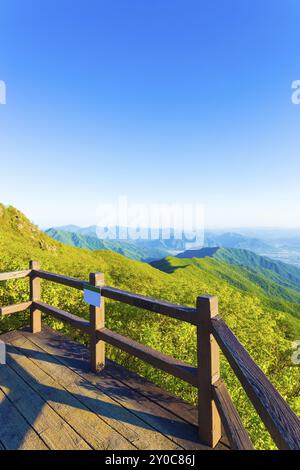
[153,248,300,336]
[203,231,300,268]
[176,246,300,296]
[211,247,300,287]
[1,204,300,449]
[45,228,170,262]
[46,225,199,256]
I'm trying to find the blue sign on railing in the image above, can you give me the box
[84,284,101,307]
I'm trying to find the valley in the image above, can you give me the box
[46,225,300,268]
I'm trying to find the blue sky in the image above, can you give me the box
[0,0,299,228]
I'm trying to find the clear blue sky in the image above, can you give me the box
[0,0,299,228]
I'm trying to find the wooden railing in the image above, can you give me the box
[0,261,300,450]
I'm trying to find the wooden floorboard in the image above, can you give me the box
[0,387,48,450]
[38,326,230,449]
[6,341,134,450]
[0,327,230,450]
[8,336,177,450]
[15,333,201,449]
[23,329,212,450]
[43,327,198,426]
[0,361,90,450]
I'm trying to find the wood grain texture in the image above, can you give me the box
[101,286,198,325]
[101,356,230,450]
[89,272,105,372]
[34,301,90,332]
[196,295,221,448]
[0,360,90,450]
[34,269,86,290]
[36,326,230,449]
[212,379,253,450]
[212,316,300,450]
[0,387,47,450]
[7,338,134,450]
[0,301,32,316]
[29,261,41,333]
[0,269,31,281]
[97,327,198,386]
[21,326,217,450]
[8,331,193,450]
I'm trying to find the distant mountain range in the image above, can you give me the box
[54,224,98,237]
[45,225,300,266]
[45,228,171,262]
[204,232,273,253]
[45,225,203,261]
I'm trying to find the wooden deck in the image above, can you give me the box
[0,326,229,450]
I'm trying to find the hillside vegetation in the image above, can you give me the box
[45,227,170,262]
[1,204,300,449]
[171,247,300,334]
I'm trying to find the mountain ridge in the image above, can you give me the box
[175,246,300,292]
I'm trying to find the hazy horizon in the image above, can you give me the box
[43,219,300,236]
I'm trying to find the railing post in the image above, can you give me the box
[196,295,221,447]
[29,260,41,333]
[89,272,105,373]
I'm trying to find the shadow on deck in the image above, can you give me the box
[0,326,229,450]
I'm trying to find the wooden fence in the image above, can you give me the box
[0,261,300,450]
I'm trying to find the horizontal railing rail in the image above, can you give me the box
[100,286,198,325]
[33,269,85,290]
[33,269,198,325]
[34,301,90,333]
[0,269,31,281]
[0,301,32,316]
[1,261,299,450]
[97,327,198,386]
